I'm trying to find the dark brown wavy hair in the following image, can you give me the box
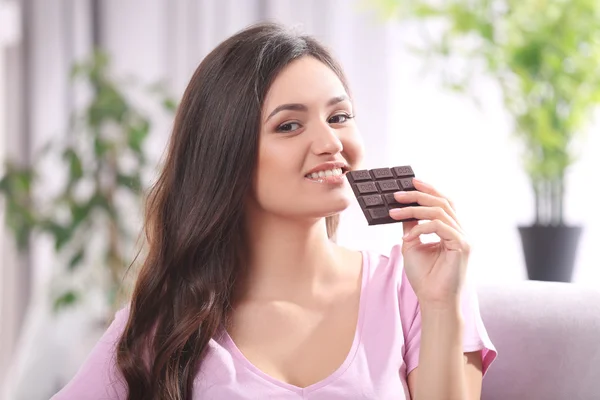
[116,22,351,399]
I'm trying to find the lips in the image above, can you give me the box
[305,167,344,180]
[304,161,349,177]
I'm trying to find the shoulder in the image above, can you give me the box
[50,305,131,399]
[361,244,422,329]
[89,304,132,365]
[361,244,411,292]
[358,244,419,313]
[360,244,402,269]
[104,304,131,344]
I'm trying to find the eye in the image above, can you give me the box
[328,113,354,124]
[276,122,301,133]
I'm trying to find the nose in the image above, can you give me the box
[311,124,343,155]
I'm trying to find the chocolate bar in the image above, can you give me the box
[346,166,419,225]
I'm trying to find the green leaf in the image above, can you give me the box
[42,221,73,251]
[90,191,117,219]
[87,85,129,126]
[94,136,110,157]
[413,3,441,18]
[0,174,8,192]
[117,173,142,192]
[1,164,36,196]
[70,63,84,80]
[127,120,150,154]
[0,164,39,250]
[63,148,84,181]
[68,248,85,271]
[162,98,178,112]
[53,290,79,312]
[15,226,30,250]
[69,200,89,229]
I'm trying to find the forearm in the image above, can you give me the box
[414,303,466,400]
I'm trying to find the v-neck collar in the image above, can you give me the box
[220,250,370,395]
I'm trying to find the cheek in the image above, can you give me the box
[257,139,303,178]
[253,141,304,206]
[342,131,365,168]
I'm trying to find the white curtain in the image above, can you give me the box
[0,0,26,394]
[1,1,99,398]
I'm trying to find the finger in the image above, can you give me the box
[389,205,462,233]
[401,219,418,238]
[403,220,470,252]
[411,178,456,212]
[394,190,460,228]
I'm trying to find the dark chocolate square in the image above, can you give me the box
[347,165,419,226]
[358,194,385,208]
[397,178,415,191]
[348,170,372,182]
[393,166,414,178]
[355,181,378,194]
[383,193,402,209]
[370,168,394,180]
[366,208,395,225]
[376,179,400,192]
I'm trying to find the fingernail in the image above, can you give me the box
[389,208,401,216]
[395,191,407,196]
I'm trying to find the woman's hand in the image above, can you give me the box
[389,178,470,309]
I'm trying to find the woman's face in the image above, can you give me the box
[251,56,364,221]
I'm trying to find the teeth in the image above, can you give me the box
[306,168,344,179]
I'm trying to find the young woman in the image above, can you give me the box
[52,22,497,400]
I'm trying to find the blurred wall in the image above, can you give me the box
[1,0,26,392]
[386,23,600,286]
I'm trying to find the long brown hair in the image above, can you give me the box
[116,22,351,399]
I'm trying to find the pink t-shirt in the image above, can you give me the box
[52,245,497,399]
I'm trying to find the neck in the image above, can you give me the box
[239,210,343,301]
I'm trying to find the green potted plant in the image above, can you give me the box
[0,50,176,316]
[373,0,600,281]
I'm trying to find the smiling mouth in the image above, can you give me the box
[304,167,345,180]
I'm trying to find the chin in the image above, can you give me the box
[315,195,352,217]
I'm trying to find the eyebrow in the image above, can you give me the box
[265,95,350,122]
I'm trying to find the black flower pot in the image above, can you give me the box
[518,224,583,282]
